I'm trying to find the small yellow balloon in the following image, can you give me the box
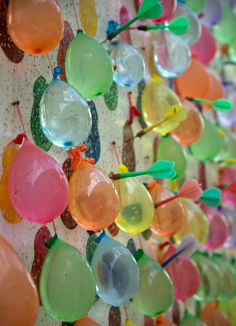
[125,320,137,326]
[0,142,21,223]
[114,178,154,234]
[174,199,209,245]
[142,78,186,135]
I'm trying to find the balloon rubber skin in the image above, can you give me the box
[131,250,174,317]
[40,75,92,149]
[0,234,39,326]
[91,235,140,306]
[7,0,64,55]
[40,236,96,322]
[65,31,113,100]
[8,139,69,224]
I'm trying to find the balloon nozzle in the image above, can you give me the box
[45,235,58,249]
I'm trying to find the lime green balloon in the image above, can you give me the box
[132,250,174,317]
[214,125,236,163]
[158,135,187,179]
[213,7,236,45]
[190,118,221,161]
[186,0,205,13]
[65,31,113,100]
[192,252,223,302]
[40,236,96,322]
[220,297,236,322]
[180,312,206,326]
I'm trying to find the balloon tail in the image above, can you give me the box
[52,220,57,235]
[46,54,54,75]
[12,101,27,136]
[111,141,121,165]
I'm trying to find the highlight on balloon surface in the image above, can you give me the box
[7,0,64,54]
[8,138,69,224]
[65,31,113,99]
[109,41,145,88]
[205,71,225,101]
[149,183,185,237]
[40,236,96,322]
[154,30,191,78]
[0,234,39,325]
[69,161,119,231]
[132,249,174,317]
[113,177,154,234]
[91,234,140,306]
[40,67,92,149]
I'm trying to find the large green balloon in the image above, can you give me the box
[132,250,174,317]
[65,31,113,100]
[186,0,205,13]
[213,7,236,45]
[40,236,96,322]
[190,118,221,161]
[158,135,187,179]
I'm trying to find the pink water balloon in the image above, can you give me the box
[203,208,229,251]
[8,139,69,224]
[191,25,217,65]
[138,0,177,23]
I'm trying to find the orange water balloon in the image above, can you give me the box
[200,303,231,326]
[149,183,185,237]
[205,71,225,101]
[74,316,100,326]
[7,0,64,55]
[172,99,204,146]
[69,161,119,231]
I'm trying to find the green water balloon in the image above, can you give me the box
[40,236,96,322]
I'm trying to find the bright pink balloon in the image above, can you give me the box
[190,25,217,64]
[138,0,177,23]
[8,139,69,224]
[163,246,200,301]
[203,208,229,251]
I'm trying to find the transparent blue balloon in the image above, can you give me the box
[109,41,145,88]
[91,234,140,306]
[154,31,191,78]
[40,67,92,149]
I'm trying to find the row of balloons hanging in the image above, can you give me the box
[1,0,236,325]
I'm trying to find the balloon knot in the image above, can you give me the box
[45,235,58,249]
[12,133,27,145]
[159,241,171,250]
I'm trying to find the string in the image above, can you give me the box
[71,0,80,29]
[12,101,27,135]
[138,233,143,249]
[46,54,54,75]
[52,220,57,235]
[111,141,121,165]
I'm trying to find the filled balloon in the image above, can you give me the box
[213,6,236,45]
[8,138,69,224]
[74,316,100,326]
[221,207,236,248]
[40,236,96,322]
[190,118,221,161]
[175,58,210,99]
[205,71,224,101]
[175,199,209,245]
[40,68,92,149]
[132,250,174,317]
[203,208,228,251]
[162,245,200,301]
[172,100,204,146]
[65,31,113,99]
[109,41,145,88]
[91,234,140,306]
[7,0,63,54]
[69,161,119,231]
[142,78,186,135]
[149,183,185,237]
[157,135,187,179]
[0,234,39,325]
[200,303,231,326]
[190,25,217,65]
[200,0,222,28]
[215,126,236,164]
[180,312,206,326]
[154,31,191,78]
[113,178,154,234]
[174,4,202,45]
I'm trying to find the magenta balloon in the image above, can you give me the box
[200,0,222,28]
[190,25,217,64]
[8,139,69,224]
[203,208,229,251]
[138,0,177,22]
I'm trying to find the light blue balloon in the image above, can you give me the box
[40,68,92,149]
[91,234,140,306]
[109,41,145,88]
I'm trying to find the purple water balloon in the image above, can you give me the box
[200,0,222,28]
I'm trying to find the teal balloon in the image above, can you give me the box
[157,135,187,179]
[65,31,113,99]
[190,118,221,161]
[40,236,96,322]
[91,234,140,306]
[40,71,92,149]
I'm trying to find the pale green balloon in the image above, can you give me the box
[157,135,187,179]
[180,312,206,326]
[213,7,236,45]
[65,31,113,100]
[40,236,96,322]
[190,118,221,161]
